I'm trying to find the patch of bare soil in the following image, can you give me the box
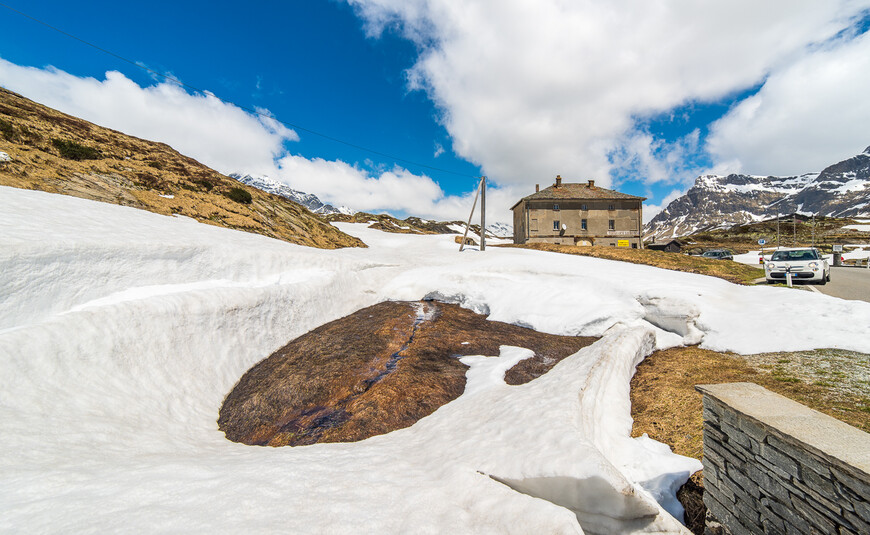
[219,300,595,447]
[630,346,870,533]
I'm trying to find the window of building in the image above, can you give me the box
[581,204,587,211]
[553,220,561,231]
[608,204,615,211]
[553,203,560,211]
[581,219,587,230]
[631,243,637,249]
[608,219,615,230]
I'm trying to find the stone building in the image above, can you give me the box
[511,176,645,248]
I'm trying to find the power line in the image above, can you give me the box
[0,2,479,179]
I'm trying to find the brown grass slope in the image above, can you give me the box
[0,87,363,249]
[502,242,764,284]
[218,300,595,447]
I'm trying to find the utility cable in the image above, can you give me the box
[0,2,479,179]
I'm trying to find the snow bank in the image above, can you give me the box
[3,186,870,533]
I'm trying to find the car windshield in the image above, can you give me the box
[702,251,722,257]
[771,249,818,261]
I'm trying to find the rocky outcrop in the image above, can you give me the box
[218,300,595,447]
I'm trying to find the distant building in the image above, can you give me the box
[647,239,682,253]
[511,176,646,248]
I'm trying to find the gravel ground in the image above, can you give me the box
[741,349,870,400]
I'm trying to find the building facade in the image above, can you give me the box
[511,176,645,248]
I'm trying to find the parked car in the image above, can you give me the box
[701,249,733,261]
[765,247,830,285]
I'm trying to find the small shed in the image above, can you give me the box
[646,239,682,253]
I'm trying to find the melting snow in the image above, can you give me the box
[3,186,870,533]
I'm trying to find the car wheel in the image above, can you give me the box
[766,279,775,284]
[818,275,827,286]
[826,272,831,282]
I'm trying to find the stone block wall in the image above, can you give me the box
[696,383,870,535]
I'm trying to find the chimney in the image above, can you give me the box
[555,175,562,187]
[535,184,539,192]
[588,179,595,187]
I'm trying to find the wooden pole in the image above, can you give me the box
[480,176,486,251]
[459,177,483,252]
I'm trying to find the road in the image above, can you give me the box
[815,266,870,303]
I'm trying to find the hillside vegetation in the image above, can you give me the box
[0,88,363,249]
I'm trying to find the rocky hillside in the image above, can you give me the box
[0,88,363,249]
[646,146,870,239]
[230,172,356,216]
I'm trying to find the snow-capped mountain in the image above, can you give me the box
[646,146,870,239]
[230,173,357,216]
[486,222,514,238]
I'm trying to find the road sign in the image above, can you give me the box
[833,245,843,252]
[758,238,766,245]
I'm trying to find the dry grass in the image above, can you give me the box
[0,87,362,249]
[631,346,870,533]
[501,243,764,284]
[630,346,870,462]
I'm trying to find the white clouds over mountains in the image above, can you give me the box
[3,1,870,224]
[0,58,490,222]
[349,0,870,190]
[0,60,297,175]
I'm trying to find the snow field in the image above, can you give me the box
[3,186,870,533]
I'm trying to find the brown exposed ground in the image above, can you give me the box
[501,242,764,284]
[630,346,870,533]
[0,87,363,249]
[218,300,595,447]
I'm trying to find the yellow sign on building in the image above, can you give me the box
[617,239,630,247]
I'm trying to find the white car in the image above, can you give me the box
[765,247,830,285]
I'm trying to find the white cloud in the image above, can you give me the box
[0,58,297,175]
[706,29,870,175]
[0,58,517,223]
[271,155,517,222]
[348,0,870,187]
[610,129,701,186]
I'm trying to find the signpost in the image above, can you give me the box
[758,238,767,264]
[833,244,843,267]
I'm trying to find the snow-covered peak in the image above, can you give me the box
[486,222,513,238]
[646,146,870,239]
[230,173,357,216]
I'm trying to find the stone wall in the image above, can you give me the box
[696,383,869,535]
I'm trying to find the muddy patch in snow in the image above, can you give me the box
[219,300,596,447]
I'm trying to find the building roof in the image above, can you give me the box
[510,180,646,210]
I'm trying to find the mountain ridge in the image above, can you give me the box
[230,173,356,216]
[646,146,870,239]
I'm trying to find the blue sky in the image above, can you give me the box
[2,1,869,223]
